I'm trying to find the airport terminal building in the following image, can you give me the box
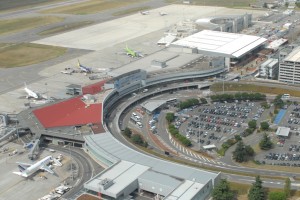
[170,30,267,70]
[84,132,221,200]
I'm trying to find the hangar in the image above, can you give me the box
[171,30,267,69]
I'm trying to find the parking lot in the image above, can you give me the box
[255,102,300,167]
[174,100,268,150]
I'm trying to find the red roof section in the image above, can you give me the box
[33,96,102,128]
[82,79,107,95]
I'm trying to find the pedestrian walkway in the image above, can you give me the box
[274,109,286,124]
[169,134,226,166]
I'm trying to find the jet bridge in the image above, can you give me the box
[27,139,40,160]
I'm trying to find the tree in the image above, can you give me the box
[165,113,175,123]
[233,141,254,162]
[123,127,132,138]
[284,178,291,198]
[260,122,269,130]
[248,176,265,200]
[248,120,257,129]
[259,133,273,150]
[268,191,286,200]
[234,135,242,142]
[233,141,247,162]
[245,145,254,156]
[131,134,146,147]
[273,94,284,109]
[212,179,234,200]
[200,98,208,104]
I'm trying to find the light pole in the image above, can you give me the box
[69,143,73,181]
[198,116,201,151]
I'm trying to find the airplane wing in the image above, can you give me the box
[40,165,54,174]
[16,162,31,167]
[13,172,26,177]
[52,158,62,167]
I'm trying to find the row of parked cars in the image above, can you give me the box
[265,152,300,161]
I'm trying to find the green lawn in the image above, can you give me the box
[41,0,146,15]
[211,82,300,97]
[0,43,66,68]
[0,16,64,36]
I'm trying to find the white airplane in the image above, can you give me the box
[13,155,62,178]
[159,12,167,16]
[24,83,39,99]
[140,11,150,15]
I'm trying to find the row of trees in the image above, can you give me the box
[169,124,192,147]
[123,127,148,147]
[210,92,266,102]
[178,98,199,110]
[213,176,291,200]
[166,112,192,147]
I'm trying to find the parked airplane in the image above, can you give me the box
[24,83,39,99]
[77,60,92,73]
[124,45,144,58]
[13,155,62,177]
[140,11,150,15]
[159,12,167,16]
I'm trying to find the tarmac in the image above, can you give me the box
[0,4,265,114]
[0,142,71,200]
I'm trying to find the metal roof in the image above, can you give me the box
[85,160,149,197]
[284,46,300,63]
[141,100,167,113]
[164,180,204,200]
[172,30,267,58]
[84,133,219,185]
[276,127,290,137]
[138,170,182,196]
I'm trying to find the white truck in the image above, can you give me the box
[55,185,71,195]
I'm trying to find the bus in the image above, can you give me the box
[282,94,290,99]
[166,98,178,104]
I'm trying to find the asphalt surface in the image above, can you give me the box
[107,83,300,189]
[0,0,167,93]
[47,144,103,199]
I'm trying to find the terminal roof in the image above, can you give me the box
[172,30,267,58]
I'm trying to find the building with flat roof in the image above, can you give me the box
[276,127,290,137]
[259,58,279,79]
[141,100,167,114]
[171,30,267,69]
[84,132,220,200]
[279,46,300,84]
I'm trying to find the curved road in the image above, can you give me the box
[47,144,101,199]
[106,85,300,190]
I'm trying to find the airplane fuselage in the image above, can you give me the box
[24,87,39,99]
[17,156,52,177]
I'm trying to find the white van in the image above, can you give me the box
[136,122,143,128]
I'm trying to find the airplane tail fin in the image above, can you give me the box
[77,59,81,67]
[52,158,62,167]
